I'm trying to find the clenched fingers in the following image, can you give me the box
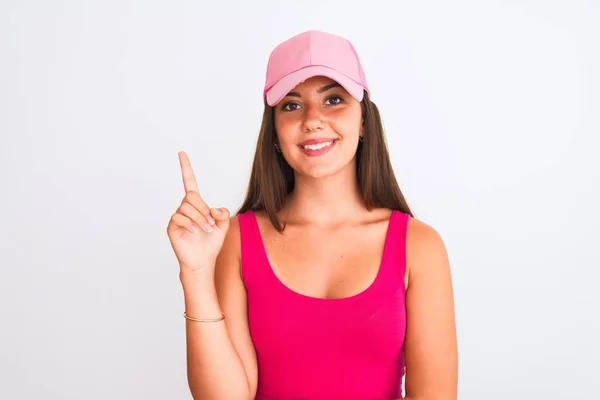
[179,202,214,233]
[182,191,216,226]
[169,213,198,234]
[209,207,230,229]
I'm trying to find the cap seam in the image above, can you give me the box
[348,42,365,84]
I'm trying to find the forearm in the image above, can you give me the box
[181,274,251,400]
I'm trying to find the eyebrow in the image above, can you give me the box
[286,82,342,98]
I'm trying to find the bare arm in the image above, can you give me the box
[181,215,258,400]
[167,152,258,399]
[402,218,458,400]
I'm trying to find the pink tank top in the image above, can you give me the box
[238,209,409,400]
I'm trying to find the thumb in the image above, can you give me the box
[210,207,230,229]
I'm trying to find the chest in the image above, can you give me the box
[258,219,391,300]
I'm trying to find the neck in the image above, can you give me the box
[283,161,366,225]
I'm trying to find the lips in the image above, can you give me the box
[298,138,338,156]
[299,138,338,146]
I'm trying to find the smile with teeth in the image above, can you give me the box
[301,140,335,150]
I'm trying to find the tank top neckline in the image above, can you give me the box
[247,209,399,305]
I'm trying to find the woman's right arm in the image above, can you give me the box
[167,151,257,400]
[180,216,258,400]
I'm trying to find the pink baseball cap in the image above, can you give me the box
[263,30,370,106]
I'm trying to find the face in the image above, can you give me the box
[273,76,363,179]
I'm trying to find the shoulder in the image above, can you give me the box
[216,214,242,274]
[224,213,241,245]
[405,216,450,286]
[406,217,446,252]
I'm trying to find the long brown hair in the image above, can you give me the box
[237,91,414,232]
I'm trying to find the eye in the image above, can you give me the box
[325,95,344,106]
[281,102,301,112]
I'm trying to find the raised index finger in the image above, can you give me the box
[178,151,199,193]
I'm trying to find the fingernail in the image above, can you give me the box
[203,223,214,233]
[208,216,216,225]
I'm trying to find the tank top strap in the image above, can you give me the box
[376,209,410,293]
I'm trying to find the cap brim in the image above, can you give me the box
[265,65,365,106]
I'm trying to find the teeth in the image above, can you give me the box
[302,141,333,150]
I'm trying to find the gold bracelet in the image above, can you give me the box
[183,312,226,323]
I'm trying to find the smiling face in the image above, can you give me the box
[273,76,364,179]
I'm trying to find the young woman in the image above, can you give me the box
[167,30,458,400]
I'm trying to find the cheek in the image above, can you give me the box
[330,115,362,139]
[328,104,362,136]
[274,116,298,144]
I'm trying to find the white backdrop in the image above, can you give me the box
[1,1,598,399]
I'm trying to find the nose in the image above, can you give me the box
[301,104,325,132]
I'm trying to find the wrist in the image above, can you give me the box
[179,264,215,284]
[180,269,218,295]
[180,279,222,319]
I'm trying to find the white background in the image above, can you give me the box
[1,1,598,399]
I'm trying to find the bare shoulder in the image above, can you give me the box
[215,215,242,278]
[405,217,450,285]
[406,217,446,251]
[224,214,241,251]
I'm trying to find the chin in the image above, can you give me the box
[298,167,338,180]
[285,144,358,180]
[293,159,356,181]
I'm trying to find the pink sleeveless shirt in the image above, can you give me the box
[238,209,409,400]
